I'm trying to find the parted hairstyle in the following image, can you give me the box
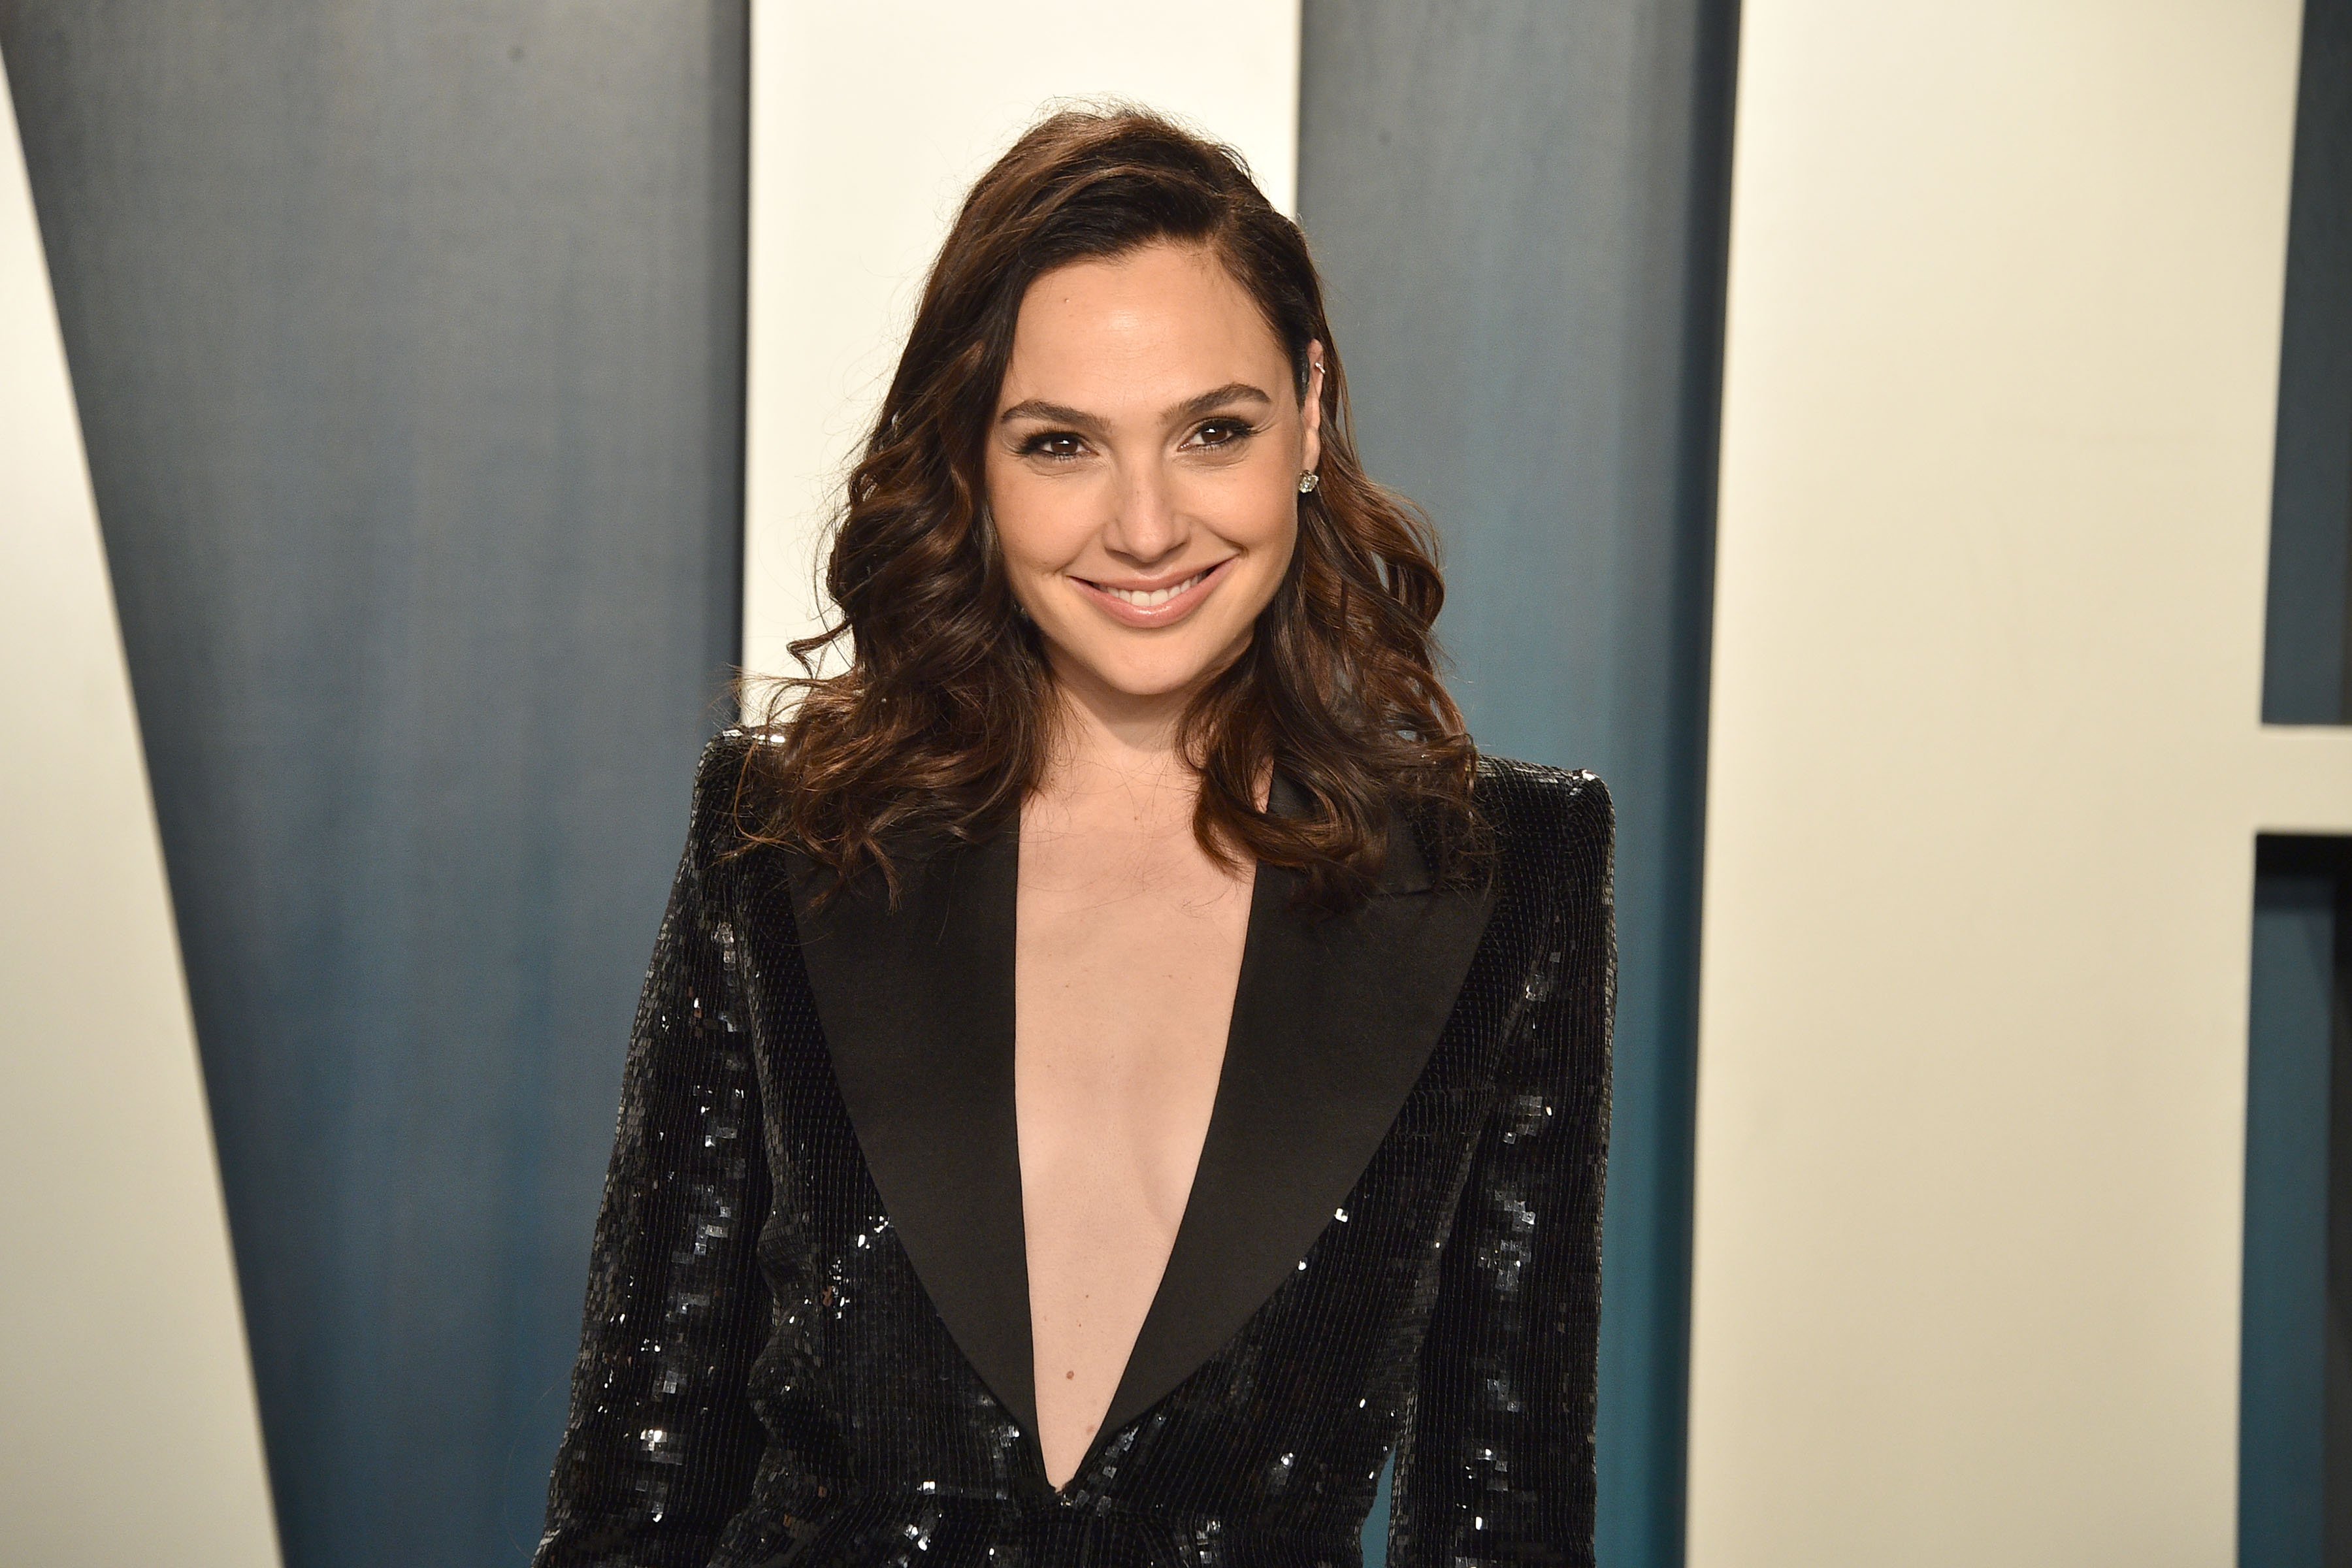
[736,105,1482,911]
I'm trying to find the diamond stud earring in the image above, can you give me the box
[1297,470,1320,494]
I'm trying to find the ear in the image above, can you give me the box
[1300,339,1326,476]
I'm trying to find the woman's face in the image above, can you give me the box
[986,240,1322,715]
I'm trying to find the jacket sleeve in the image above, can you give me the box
[536,742,774,1567]
[1389,776,1615,1567]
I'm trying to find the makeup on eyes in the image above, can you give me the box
[1013,417,1263,462]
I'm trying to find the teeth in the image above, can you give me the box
[1100,569,1207,608]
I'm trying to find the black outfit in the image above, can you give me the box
[536,732,1613,1567]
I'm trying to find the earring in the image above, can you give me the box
[1296,470,1320,494]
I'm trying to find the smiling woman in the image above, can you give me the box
[988,247,1315,698]
[535,107,1615,1568]
[743,108,1482,913]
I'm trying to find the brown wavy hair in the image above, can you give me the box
[738,105,1481,911]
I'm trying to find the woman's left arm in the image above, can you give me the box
[1387,772,1615,1567]
[536,740,774,1567]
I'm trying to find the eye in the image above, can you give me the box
[1018,430,1088,461]
[1189,418,1257,451]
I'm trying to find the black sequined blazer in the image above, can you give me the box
[536,732,1613,1568]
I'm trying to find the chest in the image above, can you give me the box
[770,790,1507,1479]
[1011,818,1251,1218]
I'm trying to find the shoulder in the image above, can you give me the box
[681,725,772,857]
[694,725,764,790]
[1473,754,1612,851]
[1467,755,1612,921]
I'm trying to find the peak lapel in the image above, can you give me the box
[1097,800,1495,1439]
[784,833,1039,1441]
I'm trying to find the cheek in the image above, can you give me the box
[985,462,1085,573]
[1202,471,1301,573]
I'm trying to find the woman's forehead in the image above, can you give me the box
[1001,245,1287,410]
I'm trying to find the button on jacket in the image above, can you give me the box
[535,730,1614,1567]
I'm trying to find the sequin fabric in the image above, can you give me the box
[536,733,1613,1567]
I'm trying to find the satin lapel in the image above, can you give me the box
[1097,803,1496,1440]
[784,832,1038,1441]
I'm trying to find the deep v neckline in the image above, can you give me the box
[1008,811,1260,1490]
[783,776,1497,1497]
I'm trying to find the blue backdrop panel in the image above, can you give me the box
[1298,5,1738,1563]
[2264,0,2352,724]
[2241,837,2352,1568]
[0,5,747,1565]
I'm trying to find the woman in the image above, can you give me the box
[536,107,1612,1568]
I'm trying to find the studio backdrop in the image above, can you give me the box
[16,5,2334,1568]
[1,5,1733,1565]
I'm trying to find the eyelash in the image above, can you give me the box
[1018,419,1258,462]
[1019,433,1086,461]
[1194,419,1256,450]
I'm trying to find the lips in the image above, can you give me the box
[1070,559,1232,627]
[1096,568,1209,608]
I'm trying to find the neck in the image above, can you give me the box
[1034,660,1200,816]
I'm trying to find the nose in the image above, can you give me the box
[1100,456,1185,567]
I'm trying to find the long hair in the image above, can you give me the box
[738,105,1480,911]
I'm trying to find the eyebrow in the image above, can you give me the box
[996,380,1275,434]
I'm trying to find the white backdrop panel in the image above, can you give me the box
[0,50,280,1568]
[1686,2,2352,1563]
[743,0,1301,684]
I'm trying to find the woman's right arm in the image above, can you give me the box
[536,740,774,1568]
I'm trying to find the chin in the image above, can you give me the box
[1058,635,1245,705]
[1086,659,1222,702]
